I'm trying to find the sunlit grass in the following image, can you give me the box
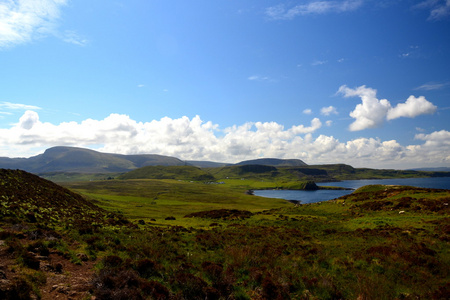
[64,178,291,226]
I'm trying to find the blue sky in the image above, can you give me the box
[0,0,449,168]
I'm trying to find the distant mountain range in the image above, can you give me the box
[0,146,308,174]
[0,146,186,173]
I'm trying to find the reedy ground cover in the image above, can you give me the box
[62,178,450,299]
[0,168,449,299]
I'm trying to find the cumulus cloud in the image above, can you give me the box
[338,85,437,131]
[18,110,40,130]
[266,0,363,20]
[338,85,391,131]
[0,0,73,49]
[303,109,312,115]
[320,106,338,116]
[0,111,448,169]
[410,130,450,165]
[387,96,437,120]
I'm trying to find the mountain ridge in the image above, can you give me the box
[0,146,186,173]
[0,146,308,174]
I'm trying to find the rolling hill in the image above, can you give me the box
[117,165,215,181]
[0,146,186,173]
[1,146,449,182]
[235,158,307,167]
[0,168,125,227]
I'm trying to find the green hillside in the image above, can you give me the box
[1,168,449,299]
[0,169,126,227]
[206,164,336,182]
[117,165,215,181]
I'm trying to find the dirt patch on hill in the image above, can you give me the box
[0,227,96,300]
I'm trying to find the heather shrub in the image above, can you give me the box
[0,277,34,300]
[92,268,143,300]
[102,255,124,268]
[171,272,208,300]
[135,258,163,279]
[140,280,170,299]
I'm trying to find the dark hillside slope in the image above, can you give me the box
[0,169,125,226]
[187,160,229,168]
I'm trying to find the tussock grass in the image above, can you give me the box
[2,169,449,299]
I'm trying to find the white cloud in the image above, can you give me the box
[320,106,338,116]
[338,85,391,131]
[266,0,363,20]
[338,85,437,131]
[248,75,270,81]
[387,95,437,120]
[303,108,312,114]
[311,60,327,66]
[18,110,40,130]
[416,127,425,132]
[399,45,420,59]
[0,0,68,49]
[415,130,450,153]
[0,101,42,110]
[0,111,448,169]
[414,0,450,20]
[291,118,322,134]
[410,130,450,165]
[415,82,449,90]
[61,30,88,46]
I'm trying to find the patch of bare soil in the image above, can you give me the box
[40,252,96,300]
[0,236,96,300]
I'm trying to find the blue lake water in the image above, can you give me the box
[253,177,450,204]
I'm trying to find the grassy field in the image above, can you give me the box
[1,169,449,299]
[62,179,292,227]
[61,179,450,299]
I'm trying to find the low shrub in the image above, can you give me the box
[135,258,163,279]
[170,272,208,300]
[0,277,34,300]
[140,280,170,300]
[92,268,143,300]
[102,255,123,268]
